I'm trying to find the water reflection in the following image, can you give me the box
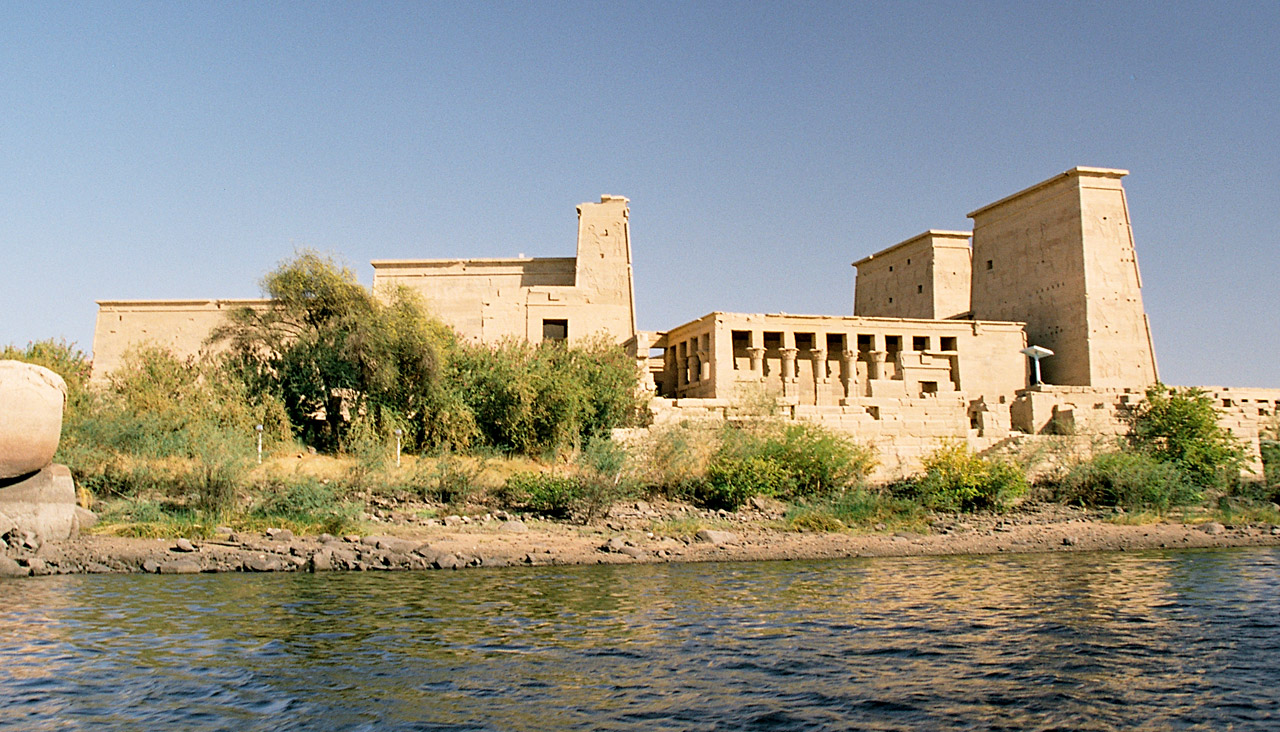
[2,548,1279,731]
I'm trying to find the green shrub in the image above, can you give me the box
[787,488,927,531]
[898,442,1027,512]
[701,454,794,510]
[1127,384,1245,490]
[1261,440,1279,493]
[500,472,582,518]
[1053,449,1199,511]
[250,476,360,534]
[689,422,876,510]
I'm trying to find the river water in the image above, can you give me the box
[3,548,1279,731]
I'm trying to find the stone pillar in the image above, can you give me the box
[779,348,798,398]
[840,349,858,400]
[868,350,888,380]
[747,347,766,377]
[809,348,827,405]
[697,349,711,382]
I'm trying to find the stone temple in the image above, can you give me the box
[90,167,1279,477]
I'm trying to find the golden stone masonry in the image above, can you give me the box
[91,169,1279,477]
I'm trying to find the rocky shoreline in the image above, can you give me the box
[4,501,1280,578]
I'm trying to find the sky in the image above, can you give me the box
[2,1,1277,387]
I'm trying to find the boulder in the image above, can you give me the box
[695,529,739,546]
[0,464,79,542]
[0,361,66,479]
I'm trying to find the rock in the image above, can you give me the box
[619,546,647,559]
[73,506,98,532]
[499,520,528,533]
[433,553,465,571]
[0,464,79,542]
[443,515,464,527]
[158,561,201,575]
[172,538,196,553]
[243,556,281,572]
[316,533,338,544]
[309,550,333,572]
[0,555,27,577]
[1271,527,1280,536]
[600,536,629,553]
[142,558,161,573]
[367,536,418,554]
[1201,522,1226,535]
[21,557,48,576]
[265,528,294,541]
[342,534,361,543]
[1062,536,1078,546]
[22,531,40,551]
[695,529,738,546]
[0,361,65,479]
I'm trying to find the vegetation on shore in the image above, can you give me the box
[4,253,1274,538]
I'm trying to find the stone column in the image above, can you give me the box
[697,349,711,383]
[809,348,827,405]
[840,349,858,400]
[747,347,766,378]
[779,348,798,398]
[868,350,888,380]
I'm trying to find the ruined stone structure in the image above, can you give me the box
[90,196,637,380]
[853,230,973,320]
[87,166,1277,477]
[647,167,1276,477]
[371,195,636,346]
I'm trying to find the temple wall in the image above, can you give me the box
[91,299,267,381]
[655,312,1027,409]
[969,167,1157,388]
[854,231,972,320]
[371,195,636,345]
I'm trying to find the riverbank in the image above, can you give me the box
[4,500,1280,577]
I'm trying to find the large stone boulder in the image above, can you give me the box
[0,464,81,542]
[0,360,66,479]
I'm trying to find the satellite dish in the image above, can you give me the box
[1020,345,1054,385]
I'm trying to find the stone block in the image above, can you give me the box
[0,361,65,479]
[0,464,80,542]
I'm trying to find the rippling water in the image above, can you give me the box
[3,548,1279,731]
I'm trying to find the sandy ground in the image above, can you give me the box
[4,499,1280,577]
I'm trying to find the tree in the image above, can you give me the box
[1127,383,1245,490]
[211,250,455,452]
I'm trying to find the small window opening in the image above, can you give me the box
[913,336,929,351]
[940,336,957,351]
[917,284,923,294]
[542,319,568,342]
[826,333,845,352]
[888,265,894,272]
[921,381,938,395]
[795,332,816,351]
[885,335,902,355]
[857,334,874,353]
[986,260,993,270]
[888,297,894,304]
[763,332,783,350]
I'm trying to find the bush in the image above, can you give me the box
[250,476,360,534]
[786,488,927,532]
[499,472,582,518]
[1053,450,1200,511]
[897,442,1027,512]
[700,423,875,509]
[1127,383,1245,490]
[1261,440,1279,493]
[447,336,644,457]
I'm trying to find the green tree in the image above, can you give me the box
[211,250,455,451]
[1127,383,1245,490]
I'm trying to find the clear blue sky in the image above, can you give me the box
[2,1,1277,386]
